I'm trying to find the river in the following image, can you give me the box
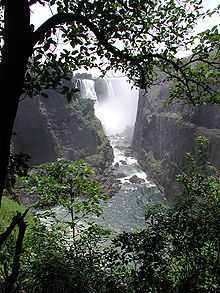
[40,77,164,233]
[93,134,163,233]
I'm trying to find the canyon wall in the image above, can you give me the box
[133,83,220,199]
[13,88,113,170]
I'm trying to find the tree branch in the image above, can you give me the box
[4,215,28,293]
[32,12,137,62]
[0,209,28,293]
[0,209,29,248]
[32,12,219,104]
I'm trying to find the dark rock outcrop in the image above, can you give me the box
[129,175,145,184]
[133,84,220,199]
[13,89,113,169]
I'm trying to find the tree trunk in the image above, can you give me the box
[4,211,28,293]
[0,0,32,203]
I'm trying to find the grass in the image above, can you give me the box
[0,197,37,284]
[0,196,34,233]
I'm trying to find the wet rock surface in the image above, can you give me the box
[129,175,145,184]
[133,85,220,199]
[95,167,121,197]
[114,162,120,168]
[13,87,113,169]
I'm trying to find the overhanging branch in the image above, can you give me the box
[32,12,218,104]
[32,12,138,62]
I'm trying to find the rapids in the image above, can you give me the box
[39,77,164,233]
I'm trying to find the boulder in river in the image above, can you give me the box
[129,175,145,184]
[114,162,120,168]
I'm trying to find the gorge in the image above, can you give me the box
[133,82,220,199]
[1,1,220,290]
[13,75,163,232]
[76,76,164,232]
[12,74,220,230]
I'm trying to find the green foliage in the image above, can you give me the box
[111,136,220,292]
[0,197,29,233]
[2,0,220,290]
[24,159,106,207]
[2,137,220,291]
[18,0,220,104]
[0,197,34,286]
[22,159,108,238]
[19,221,114,292]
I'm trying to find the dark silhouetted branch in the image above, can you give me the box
[0,209,28,293]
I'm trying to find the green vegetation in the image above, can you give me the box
[0,197,30,233]
[113,138,220,292]
[143,151,164,180]
[22,159,108,238]
[65,98,112,169]
[1,138,220,292]
[1,0,220,291]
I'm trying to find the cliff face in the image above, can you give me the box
[133,84,220,199]
[13,89,113,169]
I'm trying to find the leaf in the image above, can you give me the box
[41,92,48,98]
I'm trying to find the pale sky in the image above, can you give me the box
[31,0,220,63]
[31,1,220,30]
[197,0,220,32]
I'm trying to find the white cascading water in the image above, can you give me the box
[77,79,97,101]
[38,77,163,232]
[77,77,139,136]
[95,78,138,136]
[76,77,163,232]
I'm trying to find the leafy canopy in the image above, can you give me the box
[22,159,108,222]
[3,136,220,292]
[2,0,217,104]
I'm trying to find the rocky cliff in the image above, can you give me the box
[13,89,113,169]
[133,83,220,200]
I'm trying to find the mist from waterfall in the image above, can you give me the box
[64,75,163,232]
[77,77,139,136]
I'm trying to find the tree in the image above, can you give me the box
[3,136,219,292]
[112,137,220,292]
[0,0,219,203]
[22,159,107,239]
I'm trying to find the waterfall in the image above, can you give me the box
[101,78,138,136]
[77,79,98,101]
[48,76,164,233]
[74,77,139,137]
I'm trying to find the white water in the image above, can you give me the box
[38,77,163,233]
[94,135,163,232]
[111,136,154,185]
[95,78,139,135]
[75,77,164,232]
[77,79,97,101]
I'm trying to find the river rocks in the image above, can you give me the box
[114,162,120,168]
[85,140,114,170]
[115,172,127,178]
[95,168,121,196]
[129,175,145,184]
